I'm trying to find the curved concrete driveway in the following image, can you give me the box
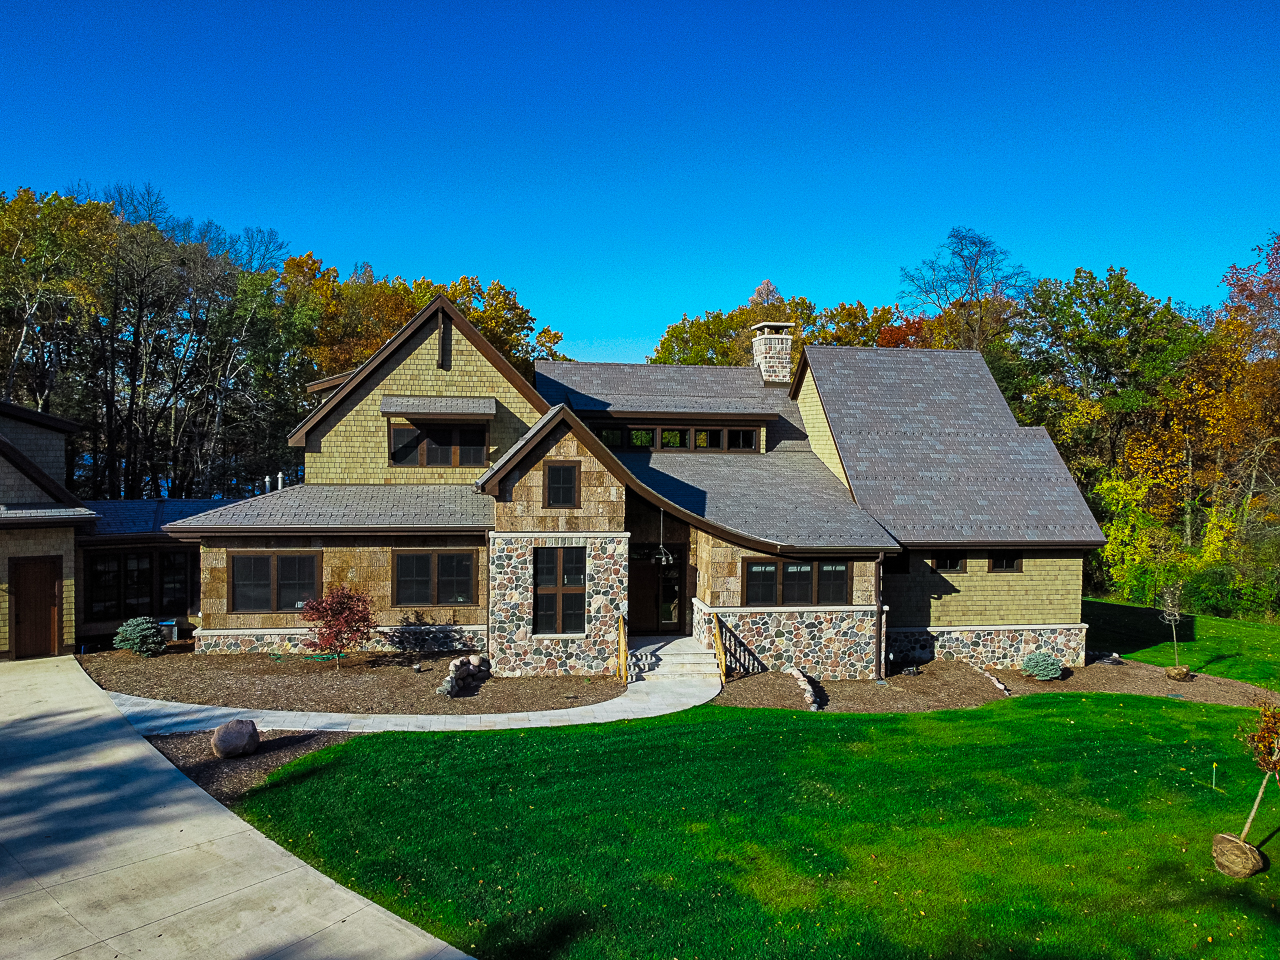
[0,657,467,960]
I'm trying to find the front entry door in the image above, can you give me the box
[629,544,685,634]
[12,557,60,659]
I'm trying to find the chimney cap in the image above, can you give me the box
[750,321,794,335]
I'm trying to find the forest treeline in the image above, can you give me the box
[651,227,1280,618]
[3,187,1277,617]
[0,184,568,501]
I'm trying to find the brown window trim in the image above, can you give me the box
[85,547,200,621]
[391,548,480,606]
[740,556,865,606]
[931,551,967,574]
[988,551,1024,573]
[542,460,582,509]
[227,551,322,613]
[592,423,759,454]
[534,546,587,634]
[387,421,490,468]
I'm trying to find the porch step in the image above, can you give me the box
[626,636,721,684]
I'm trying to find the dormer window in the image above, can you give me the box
[593,423,759,453]
[389,424,488,467]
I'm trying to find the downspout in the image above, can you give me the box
[874,551,885,681]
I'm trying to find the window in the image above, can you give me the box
[534,546,587,634]
[660,428,688,450]
[727,429,756,451]
[743,557,864,605]
[629,428,656,449]
[817,561,849,603]
[543,461,580,509]
[596,426,625,448]
[589,423,759,453]
[389,423,489,467]
[694,429,723,450]
[882,551,910,576]
[393,550,477,606]
[933,551,966,573]
[989,551,1023,573]
[86,549,199,621]
[230,553,320,613]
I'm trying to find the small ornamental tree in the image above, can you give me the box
[300,585,376,669]
[1239,700,1280,844]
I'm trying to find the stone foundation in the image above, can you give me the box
[693,599,878,680]
[195,624,487,656]
[885,623,1087,670]
[488,533,628,676]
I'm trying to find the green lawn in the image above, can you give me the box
[240,697,1280,959]
[1084,599,1280,691]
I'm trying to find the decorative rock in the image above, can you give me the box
[211,719,259,759]
[1165,665,1192,682]
[1212,833,1265,878]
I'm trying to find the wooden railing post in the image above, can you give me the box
[711,614,727,683]
[617,615,629,684]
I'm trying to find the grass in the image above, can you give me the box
[240,696,1280,959]
[1084,599,1280,691]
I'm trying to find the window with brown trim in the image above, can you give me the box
[543,461,581,509]
[592,423,758,453]
[392,550,477,606]
[533,546,586,633]
[988,550,1023,573]
[229,552,321,613]
[86,549,198,621]
[932,551,966,574]
[741,557,859,606]
[388,423,488,467]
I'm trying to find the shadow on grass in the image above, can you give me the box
[1083,599,1197,657]
[474,912,595,960]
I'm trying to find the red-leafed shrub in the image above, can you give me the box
[301,585,377,669]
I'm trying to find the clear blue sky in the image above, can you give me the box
[3,0,1276,361]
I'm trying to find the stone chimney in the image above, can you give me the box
[750,321,794,384]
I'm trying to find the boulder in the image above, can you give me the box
[1165,665,1192,682]
[469,654,483,666]
[1212,833,1264,878]
[211,719,259,759]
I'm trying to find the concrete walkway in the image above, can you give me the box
[0,657,467,960]
[109,636,723,736]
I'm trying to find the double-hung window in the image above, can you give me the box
[230,553,319,612]
[534,547,586,634]
[393,551,477,606]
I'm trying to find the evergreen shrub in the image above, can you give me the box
[113,617,169,657]
[1021,651,1062,681]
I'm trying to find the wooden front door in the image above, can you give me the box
[628,544,685,635]
[12,557,61,659]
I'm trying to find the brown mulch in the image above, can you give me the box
[711,657,1277,713]
[148,729,359,806]
[79,648,625,715]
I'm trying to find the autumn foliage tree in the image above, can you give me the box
[300,584,378,669]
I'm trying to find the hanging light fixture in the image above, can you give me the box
[653,507,675,566]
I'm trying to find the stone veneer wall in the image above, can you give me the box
[195,624,487,655]
[489,533,627,676]
[693,598,878,680]
[303,316,543,485]
[494,423,626,533]
[0,525,77,655]
[885,624,1087,670]
[751,332,793,383]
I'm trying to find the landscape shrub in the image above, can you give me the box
[301,585,377,669]
[113,617,169,657]
[1021,651,1062,680]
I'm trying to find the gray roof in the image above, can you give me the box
[536,361,785,416]
[617,450,897,550]
[806,347,1105,546]
[380,396,496,418]
[0,503,98,525]
[475,405,564,492]
[163,484,494,533]
[84,499,225,538]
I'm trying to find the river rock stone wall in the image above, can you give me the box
[195,624,487,655]
[693,600,879,680]
[489,534,628,676]
[885,624,1087,670]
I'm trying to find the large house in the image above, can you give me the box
[165,296,1104,680]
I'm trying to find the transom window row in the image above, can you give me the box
[593,425,757,452]
[742,558,866,606]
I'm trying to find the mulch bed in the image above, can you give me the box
[148,729,359,806]
[79,647,625,715]
[713,657,1277,713]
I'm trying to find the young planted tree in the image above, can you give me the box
[300,585,377,669]
[1160,582,1190,681]
[1214,699,1280,878]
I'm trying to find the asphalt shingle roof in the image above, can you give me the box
[163,484,494,532]
[85,499,226,537]
[617,450,897,550]
[0,504,97,523]
[805,347,1105,546]
[379,396,496,417]
[536,361,787,416]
